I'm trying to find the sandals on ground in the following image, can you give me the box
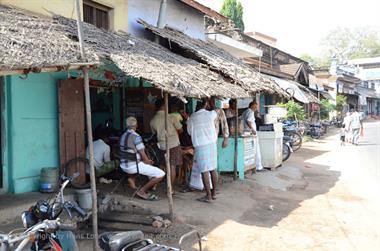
[197,196,212,203]
[137,191,159,201]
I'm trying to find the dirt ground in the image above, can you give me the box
[95,121,379,251]
[2,122,379,251]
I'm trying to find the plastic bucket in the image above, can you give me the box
[75,189,92,210]
[40,167,59,193]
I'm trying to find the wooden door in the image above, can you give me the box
[58,79,86,184]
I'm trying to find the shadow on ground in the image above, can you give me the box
[92,133,342,249]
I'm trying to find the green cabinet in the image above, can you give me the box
[217,136,256,180]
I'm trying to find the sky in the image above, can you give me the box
[197,0,380,57]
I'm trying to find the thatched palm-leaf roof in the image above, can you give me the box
[0,5,99,70]
[138,19,289,97]
[0,5,253,98]
[54,16,250,98]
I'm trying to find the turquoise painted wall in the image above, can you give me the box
[4,70,124,193]
[4,72,70,193]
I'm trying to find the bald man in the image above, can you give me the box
[119,116,164,200]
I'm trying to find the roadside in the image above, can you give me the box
[1,122,379,251]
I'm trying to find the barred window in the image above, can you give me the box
[83,0,110,30]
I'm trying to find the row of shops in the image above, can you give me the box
[0,5,290,194]
[0,0,343,195]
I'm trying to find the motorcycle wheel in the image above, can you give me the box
[282,143,291,162]
[311,132,321,139]
[286,131,302,151]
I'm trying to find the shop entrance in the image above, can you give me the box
[58,79,86,184]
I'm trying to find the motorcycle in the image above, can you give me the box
[282,135,293,162]
[282,120,303,152]
[0,173,202,251]
[0,173,86,251]
[305,123,322,139]
[99,230,202,251]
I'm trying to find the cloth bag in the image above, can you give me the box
[189,163,213,190]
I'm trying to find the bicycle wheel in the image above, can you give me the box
[282,143,291,162]
[62,157,91,189]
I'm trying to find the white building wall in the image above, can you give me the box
[128,0,206,40]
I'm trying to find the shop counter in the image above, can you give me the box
[217,135,256,180]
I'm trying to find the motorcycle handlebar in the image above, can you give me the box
[72,204,87,218]
[57,222,77,231]
[4,219,76,245]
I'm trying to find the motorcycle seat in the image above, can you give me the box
[99,231,144,251]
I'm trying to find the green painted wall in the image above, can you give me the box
[4,72,69,193]
[4,70,124,193]
[2,67,154,194]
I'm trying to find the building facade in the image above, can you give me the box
[128,0,206,40]
[0,0,129,194]
[0,0,128,32]
[346,57,380,116]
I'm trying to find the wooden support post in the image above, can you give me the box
[75,0,99,249]
[83,67,99,250]
[233,100,238,180]
[318,91,321,121]
[164,93,174,219]
[121,83,126,131]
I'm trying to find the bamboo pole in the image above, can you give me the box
[233,100,238,180]
[164,93,174,219]
[74,0,99,249]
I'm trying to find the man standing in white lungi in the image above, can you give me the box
[242,101,264,171]
[187,99,218,203]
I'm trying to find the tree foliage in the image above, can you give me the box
[220,0,245,31]
[322,27,380,63]
[320,99,336,120]
[335,95,347,116]
[277,100,305,121]
[301,27,380,68]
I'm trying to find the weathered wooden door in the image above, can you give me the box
[58,79,86,184]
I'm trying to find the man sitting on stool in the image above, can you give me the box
[119,117,165,201]
[86,130,116,177]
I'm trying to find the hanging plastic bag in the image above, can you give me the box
[189,162,213,190]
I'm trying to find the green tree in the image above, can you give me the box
[300,54,331,68]
[220,0,245,31]
[277,100,306,121]
[301,27,380,68]
[335,94,347,116]
[320,99,336,119]
[321,27,380,63]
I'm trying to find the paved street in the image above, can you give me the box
[196,121,380,251]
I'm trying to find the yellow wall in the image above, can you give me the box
[0,0,128,32]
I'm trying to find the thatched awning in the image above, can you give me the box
[0,5,255,99]
[55,16,252,98]
[138,19,289,98]
[0,6,99,70]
